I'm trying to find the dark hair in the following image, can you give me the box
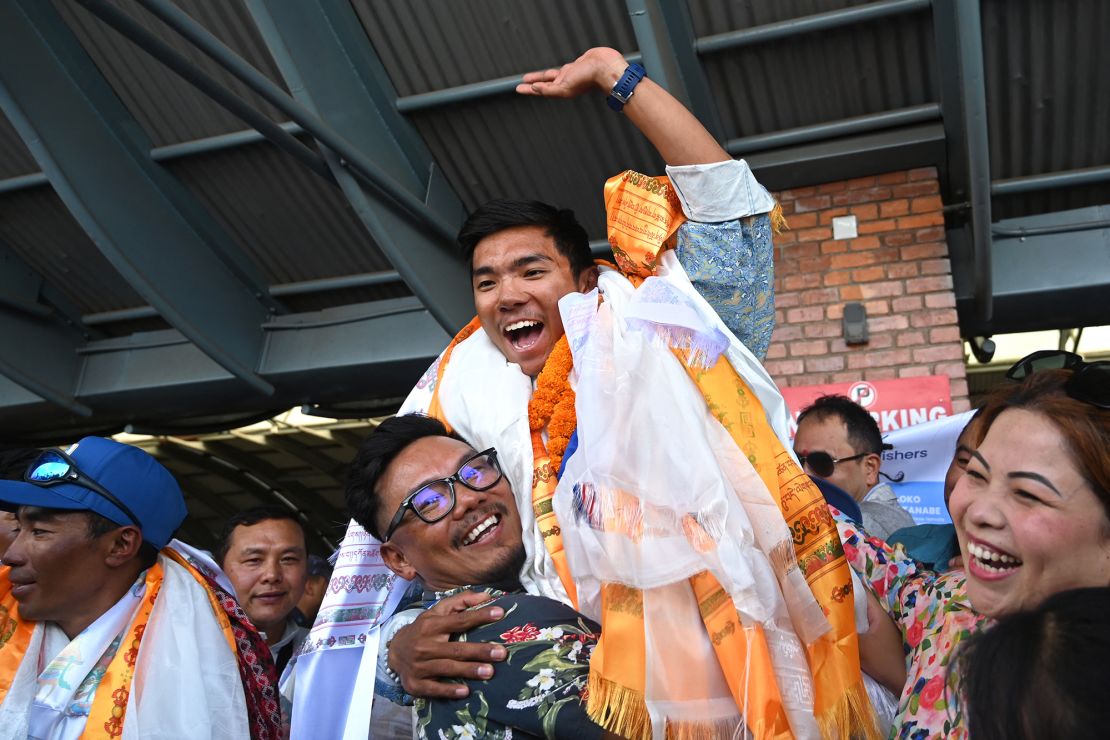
[215,506,306,566]
[976,369,1110,513]
[305,553,333,579]
[87,511,160,569]
[960,587,1110,740]
[346,415,462,541]
[796,394,883,455]
[0,448,40,481]
[458,199,593,278]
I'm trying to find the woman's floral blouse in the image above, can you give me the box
[836,513,990,740]
[414,589,603,740]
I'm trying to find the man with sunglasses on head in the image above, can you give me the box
[346,415,609,739]
[794,395,915,540]
[0,437,282,739]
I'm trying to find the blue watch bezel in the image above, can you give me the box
[606,63,646,112]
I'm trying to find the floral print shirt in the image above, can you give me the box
[836,513,990,740]
[414,587,604,740]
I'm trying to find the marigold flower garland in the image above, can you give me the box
[528,335,576,474]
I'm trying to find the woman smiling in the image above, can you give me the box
[843,353,1110,739]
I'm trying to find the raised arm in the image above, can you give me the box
[517,47,728,166]
[519,48,777,359]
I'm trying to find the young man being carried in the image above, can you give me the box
[293,48,873,740]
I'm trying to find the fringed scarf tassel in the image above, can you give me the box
[586,672,653,740]
[816,679,883,740]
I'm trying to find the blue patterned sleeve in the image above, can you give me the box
[674,213,775,360]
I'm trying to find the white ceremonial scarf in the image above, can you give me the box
[28,580,146,740]
[555,255,825,739]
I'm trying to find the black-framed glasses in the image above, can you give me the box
[795,450,871,478]
[382,448,502,541]
[24,449,143,528]
[1006,350,1110,409]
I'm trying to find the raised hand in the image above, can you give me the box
[514,47,727,166]
[516,47,627,99]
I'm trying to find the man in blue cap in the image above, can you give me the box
[0,437,281,739]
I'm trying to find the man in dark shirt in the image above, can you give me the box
[345,414,606,739]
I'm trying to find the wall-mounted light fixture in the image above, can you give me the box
[843,302,869,345]
[968,336,996,363]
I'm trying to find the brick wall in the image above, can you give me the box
[767,167,971,412]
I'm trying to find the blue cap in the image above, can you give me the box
[0,437,187,549]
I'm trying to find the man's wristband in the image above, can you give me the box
[606,63,646,112]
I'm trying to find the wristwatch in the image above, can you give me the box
[606,62,646,112]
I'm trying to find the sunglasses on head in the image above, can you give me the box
[1006,350,1110,409]
[24,449,143,528]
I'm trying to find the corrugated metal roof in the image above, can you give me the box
[166,142,396,284]
[51,0,289,147]
[409,97,661,237]
[352,0,639,95]
[982,0,1110,219]
[693,3,936,137]
[0,187,145,314]
[352,0,649,238]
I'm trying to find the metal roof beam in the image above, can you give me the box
[391,1,930,114]
[114,0,469,331]
[0,123,308,196]
[78,0,333,183]
[241,0,474,332]
[81,269,403,327]
[745,123,945,192]
[958,205,1110,336]
[992,165,1110,197]
[0,239,53,320]
[0,238,96,415]
[933,0,993,326]
[0,306,90,418]
[0,0,278,395]
[727,104,941,155]
[625,0,724,140]
[0,298,451,441]
[697,0,930,54]
[393,53,644,114]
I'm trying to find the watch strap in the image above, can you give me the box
[606,62,646,112]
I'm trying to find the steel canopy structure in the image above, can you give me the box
[0,0,1106,445]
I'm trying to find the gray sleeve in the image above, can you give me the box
[860,501,918,542]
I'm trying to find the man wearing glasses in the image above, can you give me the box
[793,395,915,540]
[346,415,609,739]
[0,437,281,739]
